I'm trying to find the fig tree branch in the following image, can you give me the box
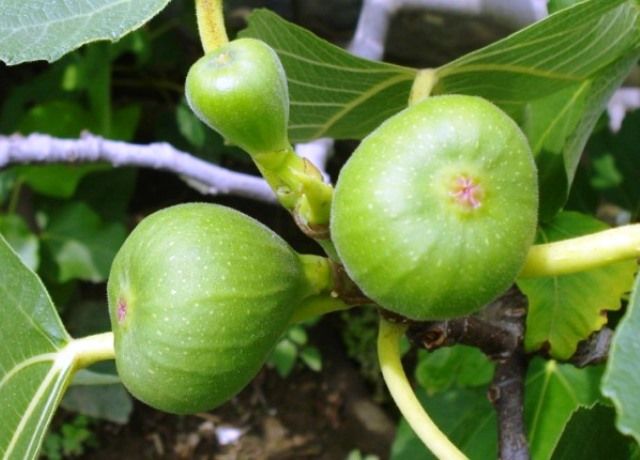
[489,351,530,460]
[567,327,613,368]
[0,133,276,204]
[407,287,527,360]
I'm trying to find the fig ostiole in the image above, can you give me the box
[185,38,290,156]
[108,203,324,414]
[331,95,539,320]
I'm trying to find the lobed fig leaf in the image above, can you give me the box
[108,203,307,414]
[331,95,539,320]
[185,38,290,156]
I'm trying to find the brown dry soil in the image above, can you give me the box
[66,319,397,460]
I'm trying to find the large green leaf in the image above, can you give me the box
[390,388,496,460]
[526,51,640,219]
[0,0,171,65]
[547,0,583,14]
[0,234,73,460]
[414,346,494,394]
[551,405,635,460]
[0,214,40,270]
[602,271,640,443]
[517,212,637,359]
[436,0,639,106]
[61,384,132,424]
[240,9,416,142]
[525,358,604,460]
[41,203,126,283]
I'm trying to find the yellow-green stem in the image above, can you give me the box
[520,223,640,278]
[408,69,438,106]
[299,254,334,297]
[61,332,115,371]
[195,0,228,53]
[290,294,351,324]
[378,317,468,460]
[254,147,333,226]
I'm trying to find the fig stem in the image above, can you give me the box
[195,0,229,53]
[378,317,468,460]
[254,147,334,227]
[61,332,115,371]
[519,223,640,278]
[290,295,351,324]
[299,254,335,297]
[408,69,438,106]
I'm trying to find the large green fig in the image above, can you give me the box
[331,95,538,320]
[108,203,308,414]
[185,38,289,156]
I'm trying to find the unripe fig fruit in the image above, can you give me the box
[108,203,307,414]
[331,95,538,320]
[185,38,289,156]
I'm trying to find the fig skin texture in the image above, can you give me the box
[331,95,538,320]
[185,38,289,156]
[108,203,307,414]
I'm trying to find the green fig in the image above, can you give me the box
[185,38,289,156]
[331,95,538,320]
[108,203,308,414]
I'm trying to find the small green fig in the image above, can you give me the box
[108,203,307,414]
[185,38,289,156]
[331,95,538,320]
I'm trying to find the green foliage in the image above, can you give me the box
[394,355,609,459]
[268,323,323,377]
[61,384,132,425]
[415,346,494,394]
[390,388,497,460]
[0,214,40,270]
[525,358,605,460]
[341,309,386,399]
[578,109,640,219]
[41,416,98,460]
[551,405,636,460]
[40,203,127,283]
[346,449,380,460]
[547,0,583,14]
[517,212,636,359]
[0,0,171,65]
[603,271,640,444]
[0,234,73,460]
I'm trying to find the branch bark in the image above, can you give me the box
[489,351,530,460]
[0,133,275,203]
[408,287,530,460]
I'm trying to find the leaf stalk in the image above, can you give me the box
[63,332,115,371]
[520,224,640,278]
